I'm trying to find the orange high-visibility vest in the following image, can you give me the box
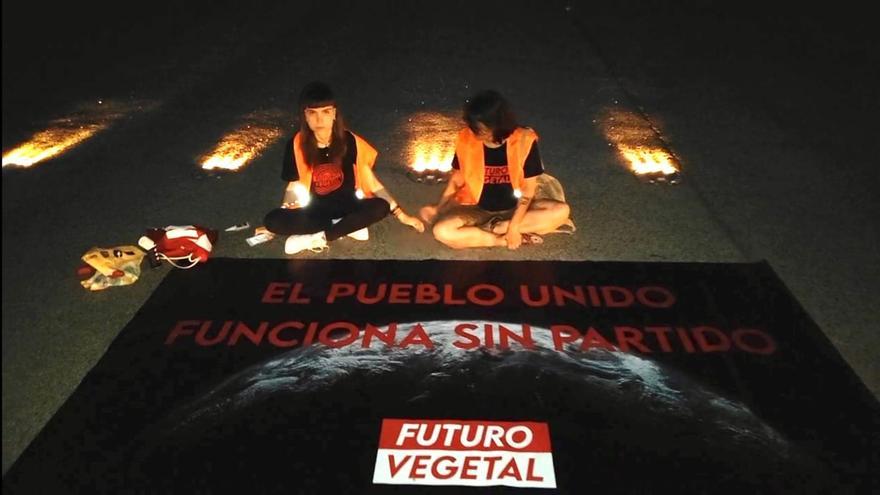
[453,127,539,205]
[292,131,381,196]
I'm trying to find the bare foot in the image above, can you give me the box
[419,206,438,224]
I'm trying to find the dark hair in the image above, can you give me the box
[463,90,519,143]
[298,81,347,166]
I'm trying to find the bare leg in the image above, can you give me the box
[490,200,570,235]
[433,215,507,249]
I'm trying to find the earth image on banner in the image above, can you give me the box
[128,321,833,494]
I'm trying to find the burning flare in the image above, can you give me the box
[618,146,677,175]
[2,99,143,168]
[200,123,283,171]
[598,108,680,180]
[3,125,105,168]
[411,144,453,173]
[404,112,458,172]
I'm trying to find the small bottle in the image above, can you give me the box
[246,232,273,247]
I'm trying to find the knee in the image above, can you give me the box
[263,208,286,233]
[371,199,391,221]
[556,202,571,220]
[542,201,570,225]
[432,220,462,249]
[365,197,389,212]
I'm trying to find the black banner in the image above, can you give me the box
[4,259,878,493]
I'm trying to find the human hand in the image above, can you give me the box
[504,226,522,250]
[399,213,426,233]
[281,202,299,209]
[253,226,276,242]
[419,205,438,224]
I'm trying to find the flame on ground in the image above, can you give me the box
[3,125,105,168]
[411,145,453,172]
[2,99,144,168]
[404,112,459,172]
[598,108,680,177]
[619,146,678,175]
[200,120,284,172]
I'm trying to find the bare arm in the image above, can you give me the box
[420,169,465,224]
[436,169,465,210]
[504,176,538,249]
[367,171,425,233]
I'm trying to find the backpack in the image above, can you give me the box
[138,225,218,269]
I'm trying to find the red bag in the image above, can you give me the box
[138,225,218,269]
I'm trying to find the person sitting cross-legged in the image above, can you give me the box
[262,81,423,254]
[420,90,571,250]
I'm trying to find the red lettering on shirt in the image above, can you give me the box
[483,166,511,185]
[312,162,344,195]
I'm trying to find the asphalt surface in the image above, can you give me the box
[3,0,878,475]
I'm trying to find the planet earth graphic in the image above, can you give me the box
[131,320,835,494]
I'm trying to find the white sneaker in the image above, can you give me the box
[331,218,369,241]
[284,232,328,255]
[346,227,369,241]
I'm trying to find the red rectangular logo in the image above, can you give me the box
[373,419,556,488]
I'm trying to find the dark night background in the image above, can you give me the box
[2,0,878,484]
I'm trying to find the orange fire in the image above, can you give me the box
[411,144,453,173]
[200,125,282,171]
[404,112,458,172]
[599,108,680,179]
[2,125,105,168]
[618,146,677,175]
[200,116,284,172]
[2,99,142,168]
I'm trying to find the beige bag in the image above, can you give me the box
[536,174,576,234]
[79,246,145,291]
